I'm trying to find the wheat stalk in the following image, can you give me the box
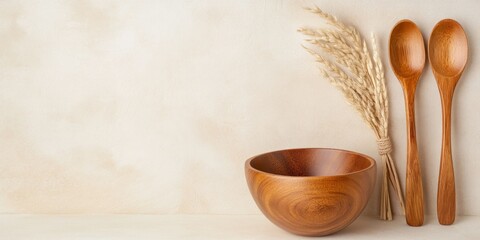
[299,6,405,220]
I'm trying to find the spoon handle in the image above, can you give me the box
[403,87,424,226]
[438,90,456,225]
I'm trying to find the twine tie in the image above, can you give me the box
[377,137,392,155]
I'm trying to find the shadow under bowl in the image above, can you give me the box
[245,148,376,236]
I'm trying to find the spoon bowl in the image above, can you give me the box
[429,19,468,77]
[390,20,426,79]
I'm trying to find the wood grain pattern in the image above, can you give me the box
[389,19,425,227]
[429,19,468,225]
[245,148,376,236]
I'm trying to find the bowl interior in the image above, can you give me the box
[249,148,374,177]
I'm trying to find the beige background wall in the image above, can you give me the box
[0,0,479,216]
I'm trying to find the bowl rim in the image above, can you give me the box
[245,147,376,179]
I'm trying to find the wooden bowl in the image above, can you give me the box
[245,148,376,236]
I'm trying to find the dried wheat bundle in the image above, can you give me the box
[299,6,405,220]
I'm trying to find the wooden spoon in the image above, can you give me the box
[389,19,425,227]
[429,19,468,225]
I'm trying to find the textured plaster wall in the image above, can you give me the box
[0,0,479,216]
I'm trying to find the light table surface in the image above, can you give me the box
[0,214,479,239]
